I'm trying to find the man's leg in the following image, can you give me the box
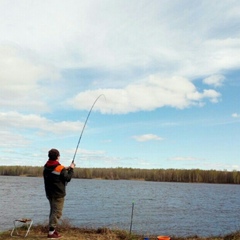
[48,197,65,231]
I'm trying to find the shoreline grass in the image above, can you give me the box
[1,219,239,240]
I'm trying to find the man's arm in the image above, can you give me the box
[61,163,75,182]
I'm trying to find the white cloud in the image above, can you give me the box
[67,148,137,168]
[203,75,225,87]
[101,139,112,143]
[0,111,83,134]
[202,89,221,103]
[169,156,202,161]
[203,38,240,71]
[0,1,239,78]
[68,75,221,114]
[0,130,30,148]
[232,165,239,170]
[0,45,60,113]
[232,113,240,118]
[132,134,163,142]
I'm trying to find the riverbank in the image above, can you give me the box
[0,221,239,240]
[1,166,240,184]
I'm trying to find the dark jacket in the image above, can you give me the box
[43,160,74,198]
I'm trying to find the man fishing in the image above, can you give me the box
[43,148,75,239]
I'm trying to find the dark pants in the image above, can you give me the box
[47,197,65,230]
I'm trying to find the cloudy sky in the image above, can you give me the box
[0,0,239,170]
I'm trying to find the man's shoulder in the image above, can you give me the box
[53,165,65,174]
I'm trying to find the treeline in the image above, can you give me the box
[0,166,240,184]
[0,166,43,177]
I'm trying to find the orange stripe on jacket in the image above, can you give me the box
[52,165,65,175]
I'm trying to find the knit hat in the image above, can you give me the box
[48,149,60,160]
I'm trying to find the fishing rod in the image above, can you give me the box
[72,94,105,164]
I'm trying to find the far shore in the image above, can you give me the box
[0,166,240,184]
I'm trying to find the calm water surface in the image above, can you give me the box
[0,176,239,237]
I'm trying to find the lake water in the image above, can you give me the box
[0,176,239,237]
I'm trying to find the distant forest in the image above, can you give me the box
[0,166,240,184]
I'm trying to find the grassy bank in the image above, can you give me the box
[1,220,239,240]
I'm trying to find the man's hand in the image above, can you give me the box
[70,162,76,169]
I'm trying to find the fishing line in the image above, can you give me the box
[72,94,106,164]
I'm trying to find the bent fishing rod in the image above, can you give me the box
[71,94,105,164]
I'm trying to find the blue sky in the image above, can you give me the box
[0,0,239,170]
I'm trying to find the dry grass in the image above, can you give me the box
[1,219,240,240]
[0,227,140,240]
[0,219,142,240]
